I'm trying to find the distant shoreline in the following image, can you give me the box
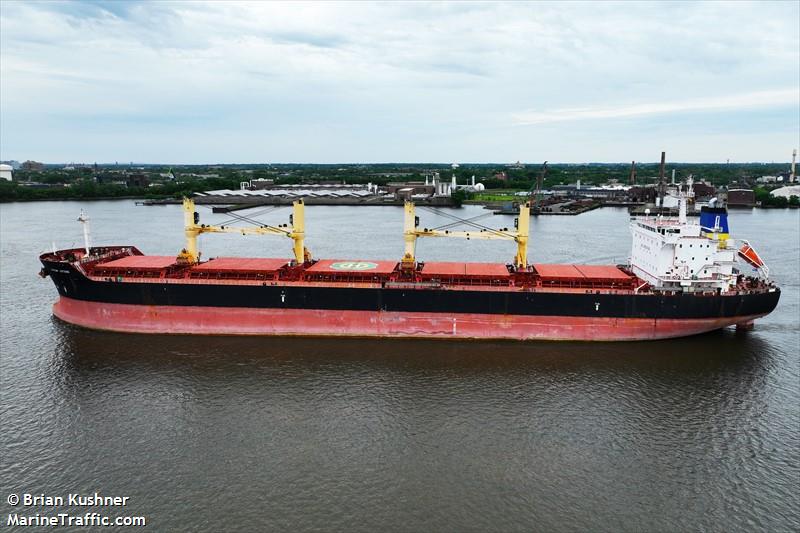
[2,196,797,211]
[0,196,149,203]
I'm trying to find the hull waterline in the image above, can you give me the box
[53,296,769,341]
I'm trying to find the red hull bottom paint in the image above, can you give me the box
[53,297,765,341]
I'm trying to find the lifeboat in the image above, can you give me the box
[738,241,769,277]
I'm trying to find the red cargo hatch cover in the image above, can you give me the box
[533,264,584,279]
[305,259,398,275]
[194,257,289,272]
[99,255,176,269]
[421,262,510,277]
[573,265,631,280]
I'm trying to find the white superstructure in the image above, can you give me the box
[629,192,764,293]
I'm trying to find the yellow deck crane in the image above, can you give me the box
[178,197,310,265]
[401,200,530,270]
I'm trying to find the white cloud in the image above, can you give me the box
[512,89,799,125]
[0,1,798,162]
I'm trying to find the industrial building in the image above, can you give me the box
[770,185,800,199]
[727,188,756,207]
[0,164,12,181]
[198,186,377,200]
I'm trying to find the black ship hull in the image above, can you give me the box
[42,260,781,341]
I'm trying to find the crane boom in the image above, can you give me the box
[402,201,530,269]
[180,198,309,264]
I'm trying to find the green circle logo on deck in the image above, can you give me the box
[330,261,378,271]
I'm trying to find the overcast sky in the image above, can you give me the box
[1,1,798,163]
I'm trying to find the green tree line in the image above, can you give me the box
[0,176,242,202]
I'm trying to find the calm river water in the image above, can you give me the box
[1,201,798,532]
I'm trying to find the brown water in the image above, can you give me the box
[1,201,798,532]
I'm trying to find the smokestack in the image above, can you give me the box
[671,169,676,185]
[630,161,636,185]
[452,174,457,189]
[471,175,475,187]
[792,149,797,183]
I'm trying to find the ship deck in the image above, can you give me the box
[52,246,641,292]
[42,245,771,296]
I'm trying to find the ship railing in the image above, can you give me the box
[654,276,733,291]
[385,281,442,289]
[188,271,280,281]
[84,276,388,288]
[92,269,166,280]
[78,247,133,265]
[537,278,638,290]
[74,247,134,275]
[416,277,512,287]
[301,273,393,284]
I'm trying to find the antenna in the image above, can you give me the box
[678,187,687,224]
[658,151,666,208]
[77,210,91,255]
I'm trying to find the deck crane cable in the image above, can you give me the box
[200,204,285,225]
[224,204,286,219]
[418,206,513,238]
[199,206,291,234]
[428,211,495,231]
[418,206,515,239]
[220,209,292,235]
[200,203,289,229]
[217,205,287,227]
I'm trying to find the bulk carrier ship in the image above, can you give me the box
[40,193,779,341]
